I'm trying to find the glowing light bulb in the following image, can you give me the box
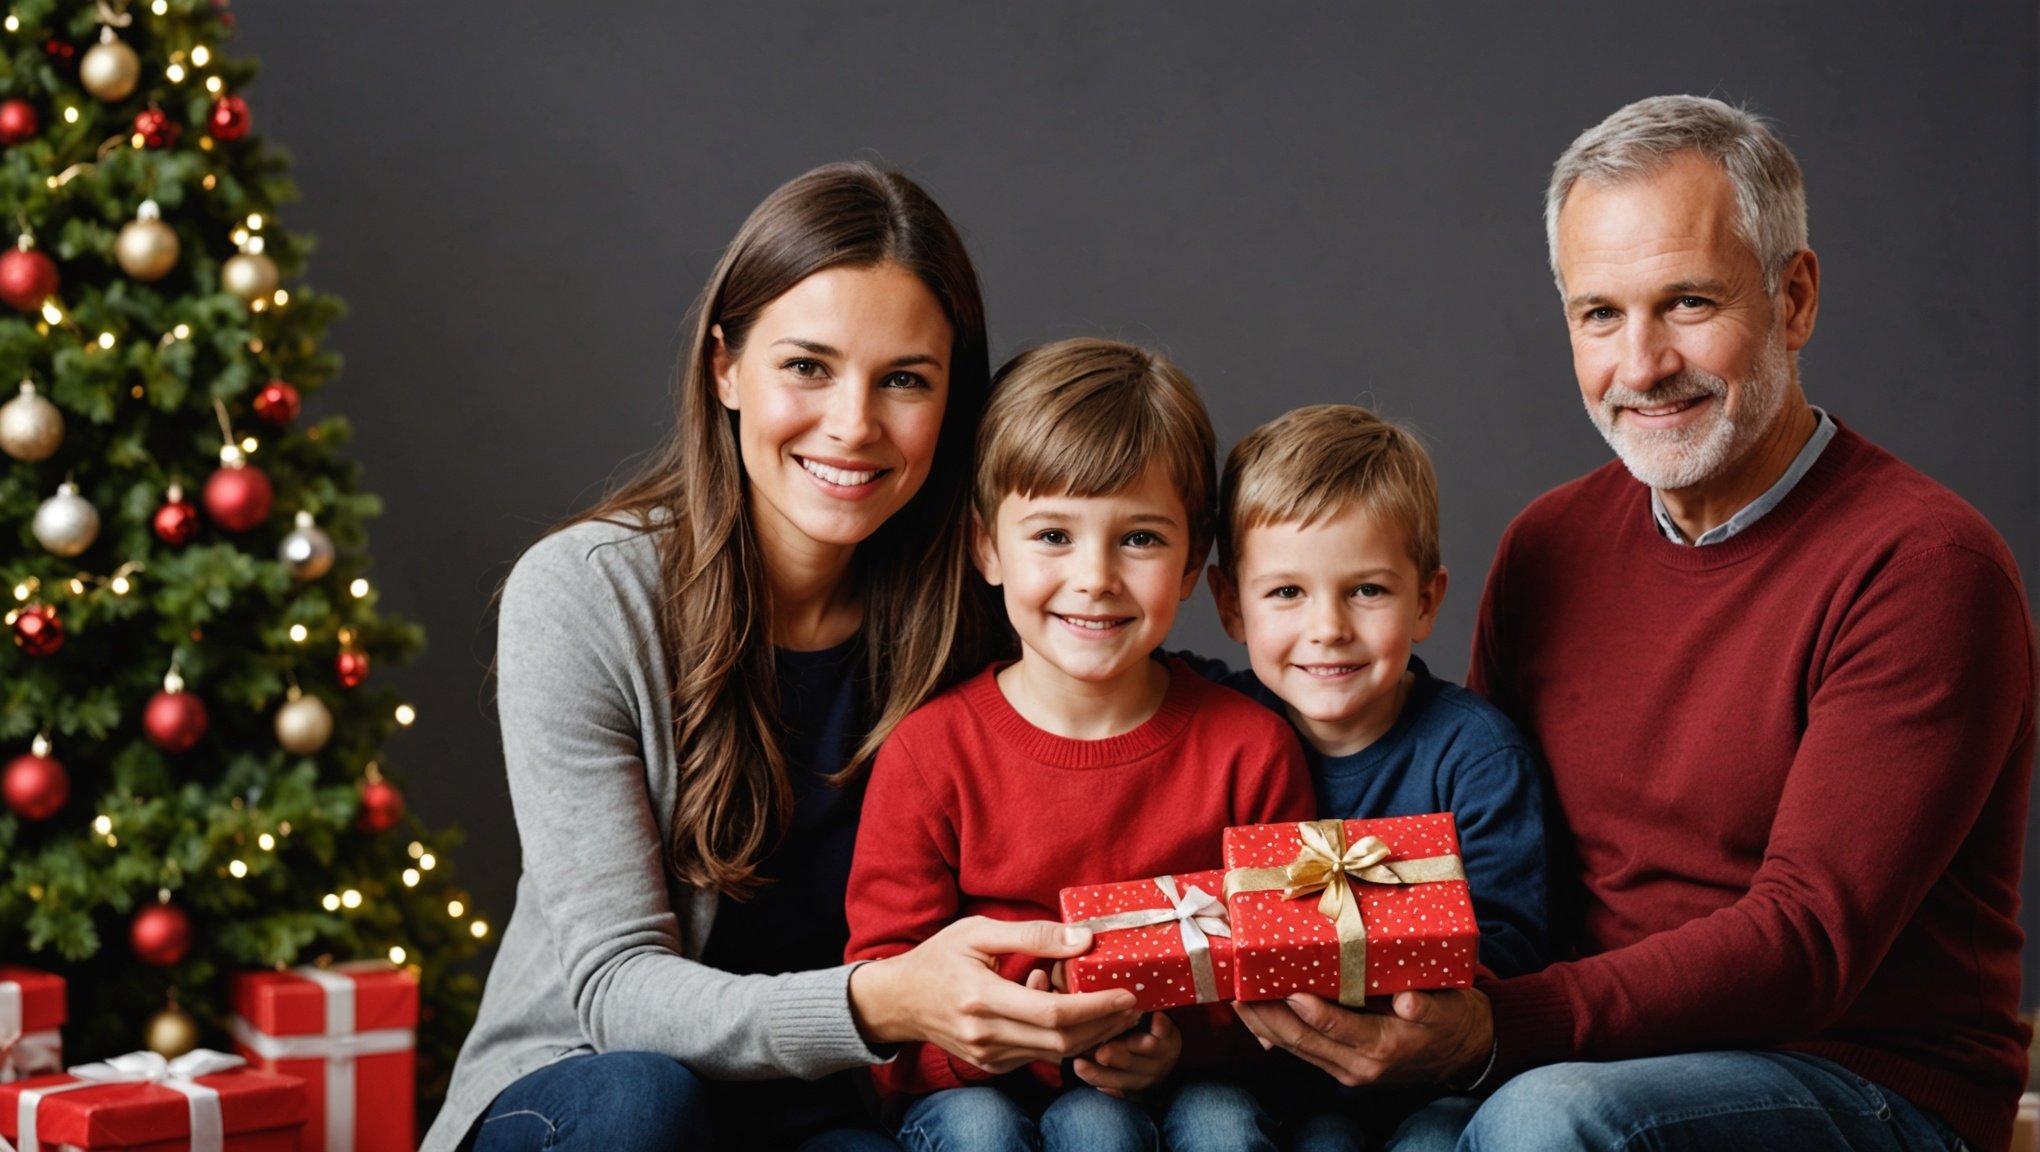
[172,324,191,339]
[165,63,184,82]
[341,889,363,909]
[418,853,437,871]
[204,76,222,94]
[97,332,114,349]
[228,859,248,878]
[402,868,420,887]
[273,289,289,306]
[388,946,407,964]
[447,900,465,918]
[111,576,130,594]
[191,45,210,66]
[350,579,370,598]
[247,214,264,230]
[407,841,425,859]
[39,302,61,324]
[289,624,308,643]
[151,0,167,13]
[93,815,112,835]
[62,106,78,123]
[395,704,417,727]
[4,16,18,31]
[470,920,490,940]
[258,833,276,851]
[240,436,258,453]
[322,893,341,912]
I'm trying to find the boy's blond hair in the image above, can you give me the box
[1218,404,1440,578]
[975,338,1218,564]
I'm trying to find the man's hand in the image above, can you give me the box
[1073,1011,1181,1097]
[1233,988,1493,1088]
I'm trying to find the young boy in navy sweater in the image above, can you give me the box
[1204,404,1550,1147]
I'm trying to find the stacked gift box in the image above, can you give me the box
[230,962,418,1152]
[1060,814,1480,1008]
[0,1051,304,1152]
[0,967,65,1084]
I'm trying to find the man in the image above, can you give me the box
[1235,95,2035,1151]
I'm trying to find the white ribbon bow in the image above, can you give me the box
[1071,876,1233,1003]
[8,1049,244,1152]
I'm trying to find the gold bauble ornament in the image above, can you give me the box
[116,200,180,281]
[80,29,141,103]
[33,482,100,557]
[0,380,64,461]
[275,688,334,755]
[279,510,335,581]
[221,250,279,303]
[145,997,200,1059]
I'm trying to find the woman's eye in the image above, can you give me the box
[785,358,824,378]
[1123,530,1164,548]
[1268,586,1303,600]
[882,371,928,390]
[1034,529,1070,546]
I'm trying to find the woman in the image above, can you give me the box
[423,163,1141,1152]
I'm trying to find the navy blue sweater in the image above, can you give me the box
[1196,653,1550,979]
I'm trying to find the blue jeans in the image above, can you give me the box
[468,1051,898,1151]
[1385,1052,1966,1151]
[898,1085,1156,1152]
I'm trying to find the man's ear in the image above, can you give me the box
[710,324,739,410]
[970,513,1002,586]
[1778,248,1820,352]
[1208,565,1247,644]
[1412,566,1449,643]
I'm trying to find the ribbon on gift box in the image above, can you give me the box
[1068,875,1233,1004]
[228,965,412,1152]
[4,1049,245,1152]
[1224,819,1465,1007]
[0,982,61,1085]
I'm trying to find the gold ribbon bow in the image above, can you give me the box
[1069,876,1232,1004]
[1224,820,1465,1006]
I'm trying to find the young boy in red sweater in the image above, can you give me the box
[845,338,1314,1152]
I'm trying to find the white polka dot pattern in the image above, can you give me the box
[1221,816,1478,1002]
[1058,869,1232,1010]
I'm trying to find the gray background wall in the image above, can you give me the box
[230,4,2040,997]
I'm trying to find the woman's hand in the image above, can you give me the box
[1072,1010,1180,1097]
[849,916,1140,1074]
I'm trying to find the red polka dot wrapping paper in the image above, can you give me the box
[1058,869,1233,1011]
[1222,815,1478,1003]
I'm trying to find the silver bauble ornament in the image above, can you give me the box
[275,689,334,755]
[279,510,335,581]
[79,29,141,103]
[0,380,63,461]
[221,251,278,303]
[33,482,99,557]
[116,200,180,281]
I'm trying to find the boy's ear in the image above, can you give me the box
[969,513,1003,586]
[710,324,739,410]
[1412,566,1449,643]
[1207,565,1247,644]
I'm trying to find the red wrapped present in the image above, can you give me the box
[229,962,416,1152]
[1059,869,1234,1010]
[0,967,65,1084]
[1223,815,1478,1005]
[0,1049,304,1152]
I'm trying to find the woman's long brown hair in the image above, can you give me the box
[560,163,993,899]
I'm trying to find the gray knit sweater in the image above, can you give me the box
[421,518,888,1152]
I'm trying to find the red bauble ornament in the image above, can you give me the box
[133,106,180,149]
[252,380,300,426]
[144,689,209,752]
[43,39,76,66]
[154,491,201,547]
[356,779,404,833]
[0,100,39,145]
[3,752,68,820]
[131,903,193,967]
[0,247,59,313]
[203,463,272,532]
[207,94,250,142]
[335,649,370,688]
[10,604,63,656]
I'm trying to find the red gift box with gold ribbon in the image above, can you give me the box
[1223,815,1478,1004]
[1059,869,1235,1011]
[228,963,415,1152]
[0,967,65,1084]
[0,1050,303,1152]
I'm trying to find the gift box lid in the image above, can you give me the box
[230,963,417,1037]
[1059,869,1229,928]
[0,966,66,1032]
[0,1067,305,1147]
[1222,813,1462,869]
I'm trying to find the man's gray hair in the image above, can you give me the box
[1545,95,1807,295]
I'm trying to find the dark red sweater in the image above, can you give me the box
[1468,422,2035,1152]
[845,657,1314,1100]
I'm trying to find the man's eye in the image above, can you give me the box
[1585,306,1618,324]
[1355,584,1386,599]
[1673,296,1710,309]
[1268,586,1303,600]
[1034,530,1070,546]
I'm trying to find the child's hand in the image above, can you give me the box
[1072,1010,1180,1097]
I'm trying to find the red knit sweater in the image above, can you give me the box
[845,656,1314,1100]
[1468,422,2035,1152]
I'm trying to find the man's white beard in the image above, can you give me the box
[1588,333,1790,492]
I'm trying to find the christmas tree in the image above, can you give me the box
[0,0,483,1121]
